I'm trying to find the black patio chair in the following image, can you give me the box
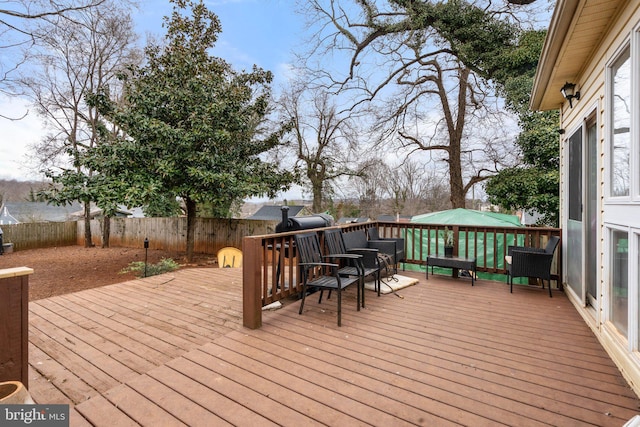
[342,229,395,297]
[324,228,380,309]
[294,232,360,326]
[506,236,560,297]
[367,227,406,272]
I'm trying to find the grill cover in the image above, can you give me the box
[275,207,332,232]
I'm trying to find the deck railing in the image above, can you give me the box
[242,221,562,328]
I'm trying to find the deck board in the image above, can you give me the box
[26,267,640,426]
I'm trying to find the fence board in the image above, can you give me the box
[1,222,77,250]
[78,218,277,255]
[1,217,277,256]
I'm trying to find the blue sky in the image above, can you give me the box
[136,0,304,81]
[0,0,305,182]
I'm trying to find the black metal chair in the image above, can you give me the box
[506,236,560,297]
[367,227,406,272]
[294,232,360,326]
[342,230,395,297]
[324,228,380,308]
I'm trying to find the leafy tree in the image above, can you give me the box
[89,0,295,261]
[484,30,560,226]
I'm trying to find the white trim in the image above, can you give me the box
[604,225,630,343]
[630,230,640,352]
[634,25,640,201]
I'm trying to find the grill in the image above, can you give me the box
[275,206,333,233]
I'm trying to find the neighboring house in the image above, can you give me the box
[69,204,138,220]
[1,202,142,222]
[377,214,412,223]
[247,205,306,221]
[0,206,20,225]
[518,209,543,226]
[531,0,640,394]
[3,202,83,223]
[337,217,370,224]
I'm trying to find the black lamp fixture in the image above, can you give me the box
[560,82,580,108]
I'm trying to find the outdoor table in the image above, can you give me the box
[426,256,477,286]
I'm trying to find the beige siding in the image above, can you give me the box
[558,0,640,397]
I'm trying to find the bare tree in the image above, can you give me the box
[0,0,107,108]
[276,81,369,212]
[22,0,139,247]
[348,157,450,218]
[298,0,529,208]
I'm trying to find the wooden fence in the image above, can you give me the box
[0,222,77,250]
[78,217,277,255]
[1,217,277,255]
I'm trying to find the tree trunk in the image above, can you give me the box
[448,67,470,209]
[83,201,93,247]
[449,144,466,208]
[185,197,197,262]
[312,180,323,213]
[101,216,110,248]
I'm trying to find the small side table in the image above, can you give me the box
[426,256,477,286]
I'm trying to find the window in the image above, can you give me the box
[611,229,629,337]
[610,48,631,197]
[568,128,582,220]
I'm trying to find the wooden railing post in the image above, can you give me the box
[242,237,262,329]
[0,267,33,387]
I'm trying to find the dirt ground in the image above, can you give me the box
[0,245,218,301]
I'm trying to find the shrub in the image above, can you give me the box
[120,258,180,278]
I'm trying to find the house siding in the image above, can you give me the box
[555,0,640,396]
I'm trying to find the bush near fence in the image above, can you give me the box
[1,217,277,255]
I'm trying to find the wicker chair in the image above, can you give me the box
[342,230,395,297]
[506,236,560,297]
[366,227,406,272]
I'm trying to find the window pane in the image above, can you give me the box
[568,129,582,220]
[611,229,628,336]
[611,49,630,197]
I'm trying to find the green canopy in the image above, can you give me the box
[406,208,523,282]
[411,208,522,227]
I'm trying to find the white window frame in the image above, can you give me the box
[603,225,631,347]
[605,41,632,201]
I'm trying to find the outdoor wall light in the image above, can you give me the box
[560,82,580,108]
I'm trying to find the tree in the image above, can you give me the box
[349,158,450,218]
[0,0,107,108]
[484,30,560,226]
[26,0,140,247]
[300,0,531,208]
[89,0,295,261]
[276,82,364,212]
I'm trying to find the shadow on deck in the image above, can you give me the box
[27,268,640,426]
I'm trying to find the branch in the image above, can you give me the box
[0,1,107,20]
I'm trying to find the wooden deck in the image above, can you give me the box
[27,268,640,426]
